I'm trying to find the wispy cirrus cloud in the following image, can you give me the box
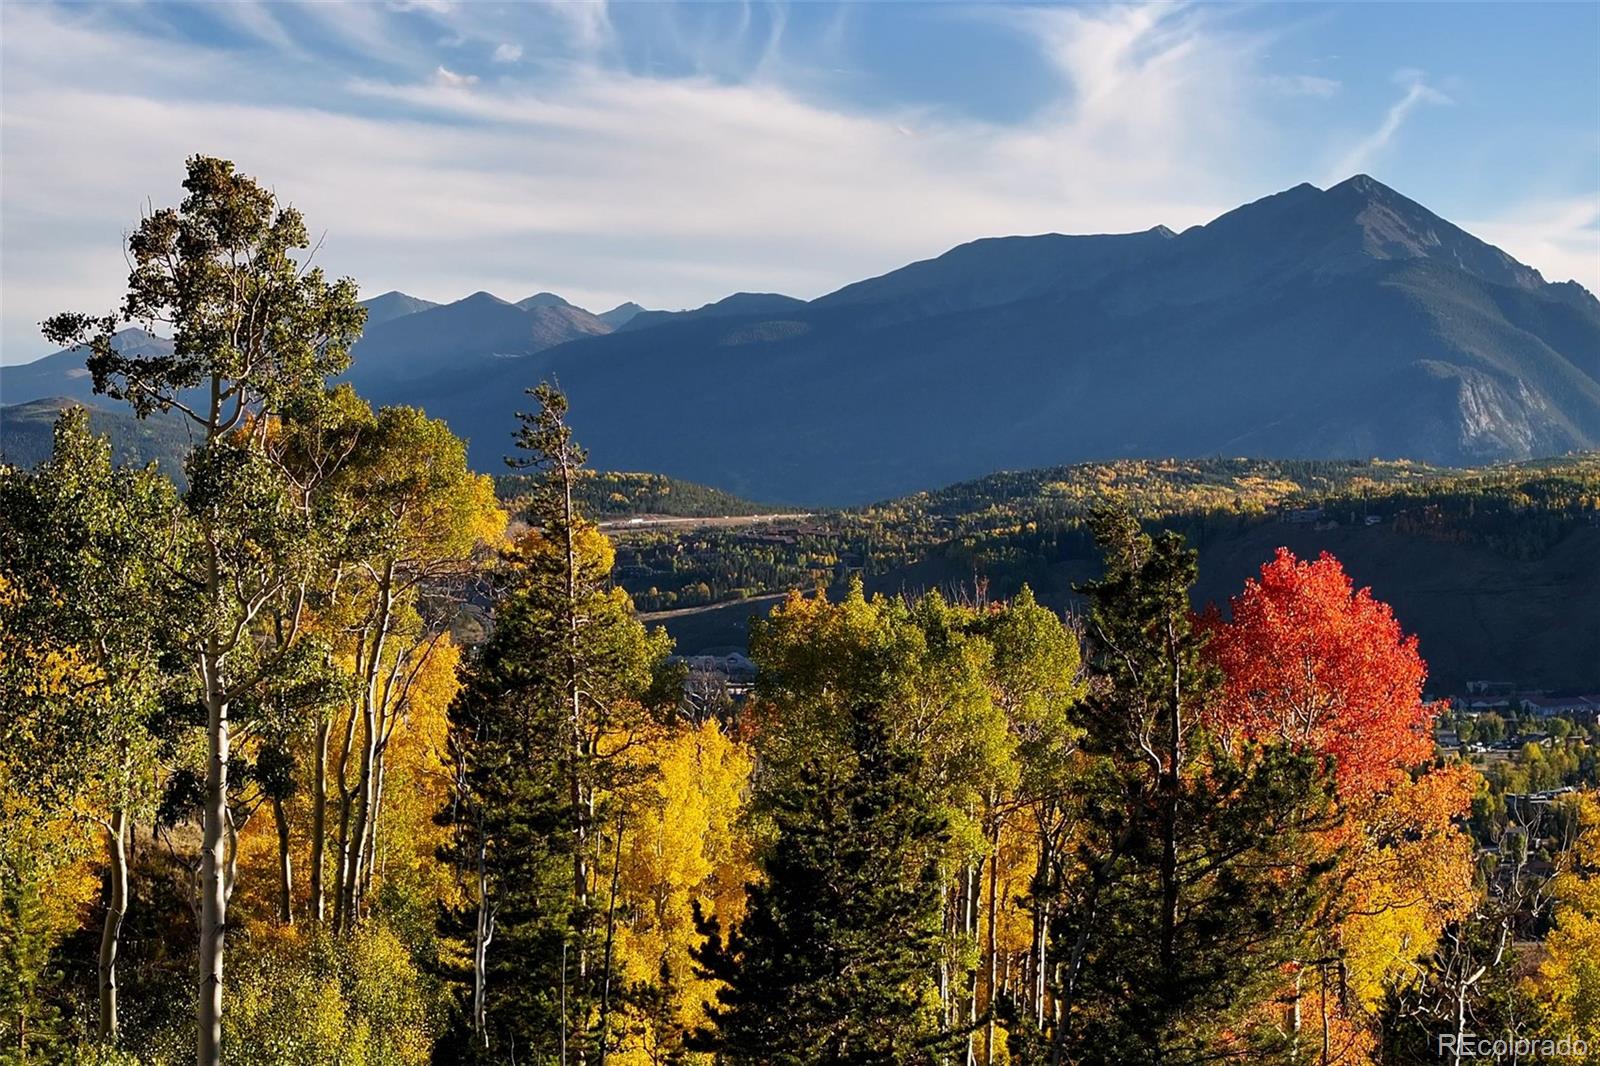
[1327,70,1450,182]
[0,0,1594,364]
[0,1,1263,359]
[431,65,478,87]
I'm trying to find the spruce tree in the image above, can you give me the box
[438,383,671,1059]
[1028,511,1340,1065]
[693,701,956,1064]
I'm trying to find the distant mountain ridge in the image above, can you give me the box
[4,174,1596,505]
[365,174,1596,503]
[360,291,439,326]
[0,397,190,480]
[3,288,653,403]
[347,290,614,385]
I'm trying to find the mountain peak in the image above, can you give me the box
[1185,175,1546,291]
[517,292,576,311]
[359,290,439,327]
[598,302,646,329]
[1329,173,1386,196]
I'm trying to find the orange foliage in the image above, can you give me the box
[1208,550,1477,1062]
[1205,548,1434,797]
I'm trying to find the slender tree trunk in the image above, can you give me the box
[598,811,625,1065]
[344,566,395,929]
[559,450,592,1066]
[1030,823,1053,1026]
[272,794,293,924]
[473,826,494,1048]
[1319,963,1330,1066]
[310,718,329,923]
[560,941,570,1066]
[984,814,1001,1066]
[197,640,229,1066]
[195,374,229,1066]
[332,684,362,931]
[938,882,951,1029]
[1290,966,1303,1056]
[965,857,981,1066]
[360,751,388,904]
[1158,625,1184,991]
[98,806,129,1042]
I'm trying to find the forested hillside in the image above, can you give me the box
[6,157,1600,1066]
[608,455,1600,692]
[497,469,776,519]
[0,398,191,481]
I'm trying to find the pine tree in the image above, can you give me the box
[438,383,670,1060]
[1031,511,1341,1065]
[693,701,957,1064]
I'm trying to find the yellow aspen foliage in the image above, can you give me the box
[0,577,109,1048]
[609,718,755,1062]
[1529,792,1600,1044]
[1337,763,1478,1011]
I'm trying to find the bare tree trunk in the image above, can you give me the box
[558,448,592,1066]
[98,806,129,1042]
[938,882,951,1029]
[272,794,293,924]
[472,827,494,1048]
[984,815,1001,1066]
[197,641,229,1066]
[310,717,328,923]
[360,752,388,905]
[343,566,395,929]
[1157,624,1184,990]
[332,686,361,931]
[1030,823,1053,1026]
[598,812,625,1065]
[965,858,982,1066]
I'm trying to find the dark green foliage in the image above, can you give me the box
[609,455,1598,693]
[438,384,671,1060]
[43,155,363,423]
[0,876,68,1056]
[435,580,589,1060]
[1018,512,1341,1065]
[496,470,774,519]
[0,399,191,482]
[692,702,956,1064]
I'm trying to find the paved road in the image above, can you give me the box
[598,512,813,532]
[637,590,792,622]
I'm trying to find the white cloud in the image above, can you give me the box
[492,42,524,63]
[431,65,478,88]
[390,0,456,13]
[0,2,1255,359]
[545,0,612,53]
[1468,196,1600,292]
[1327,71,1450,181]
[1,1,1593,364]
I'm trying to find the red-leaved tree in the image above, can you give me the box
[1204,547,1435,798]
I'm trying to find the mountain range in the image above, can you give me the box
[4,174,1597,505]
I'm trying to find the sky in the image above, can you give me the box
[2,0,1597,364]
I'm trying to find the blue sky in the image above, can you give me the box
[2,1,1596,363]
